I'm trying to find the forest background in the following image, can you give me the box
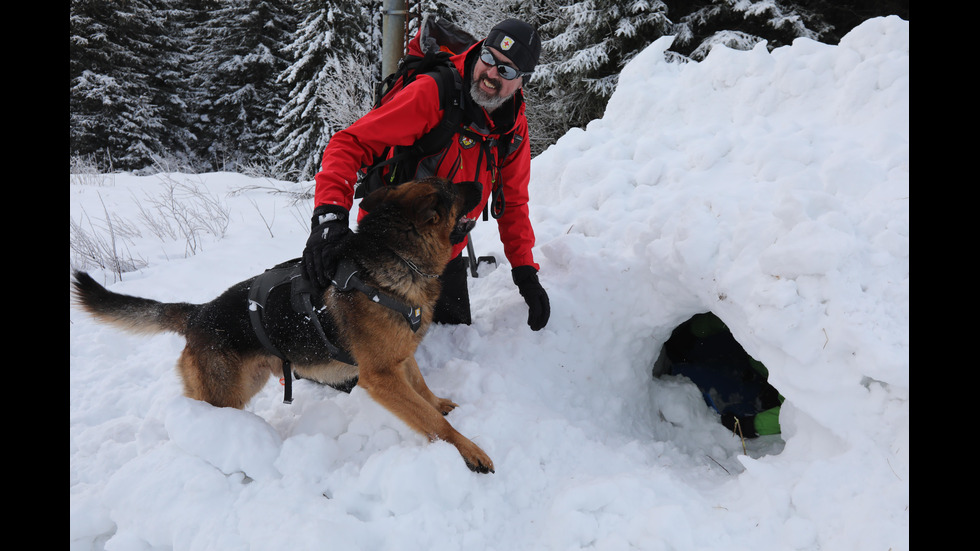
[69,0,909,179]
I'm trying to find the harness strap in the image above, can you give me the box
[248,263,358,404]
[332,260,423,332]
[290,274,357,366]
[246,259,422,404]
[248,266,298,404]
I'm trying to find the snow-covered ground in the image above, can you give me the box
[70,17,909,551]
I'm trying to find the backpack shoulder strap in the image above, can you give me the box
[411,62,465,156]
[358,59,466,197]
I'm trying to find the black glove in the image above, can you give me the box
[302,205,352,288]
[512,265,550,331]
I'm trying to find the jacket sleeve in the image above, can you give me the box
[495,115,539,271]
[313,76,444,210]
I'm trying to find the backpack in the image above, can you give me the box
[355,15,516,220]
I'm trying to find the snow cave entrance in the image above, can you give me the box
[653,312,784,439]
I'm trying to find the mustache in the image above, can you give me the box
[481,75,502,90]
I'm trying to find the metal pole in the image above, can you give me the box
[381,0,407,80]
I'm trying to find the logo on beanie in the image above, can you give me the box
[500,36,514,50]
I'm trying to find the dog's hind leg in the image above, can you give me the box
[176,348,273,409]
[356,358,494,474]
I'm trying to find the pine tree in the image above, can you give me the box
[522,0,907,149]
[70,0,172,171]
[529,0,672,144]
[667,0,909,59]
[666,0,828,60]
[272,0,381,181]
[150,0,199,168]
[190,0,297,172]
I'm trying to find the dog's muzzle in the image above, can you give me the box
[456,216,476,234]
[451,215,477,245]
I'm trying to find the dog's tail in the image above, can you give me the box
[71,271,196,336]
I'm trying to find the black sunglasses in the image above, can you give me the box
[479,48,531,81]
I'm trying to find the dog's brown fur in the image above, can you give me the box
[72,178,493,473]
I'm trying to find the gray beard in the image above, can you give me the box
[469,77,510,113]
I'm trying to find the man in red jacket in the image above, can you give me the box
[302,18,550,331]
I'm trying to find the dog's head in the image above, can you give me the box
[358,178,482,246]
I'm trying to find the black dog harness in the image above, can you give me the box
[247,260,422,404]
[331,260,423,332]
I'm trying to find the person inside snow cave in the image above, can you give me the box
[655,312,783,438]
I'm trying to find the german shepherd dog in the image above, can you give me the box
[71,178,494,473]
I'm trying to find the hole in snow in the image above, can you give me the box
[653,312,785,441]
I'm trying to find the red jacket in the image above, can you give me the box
[313,42,538,271]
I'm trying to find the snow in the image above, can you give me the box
[70,17,908,551]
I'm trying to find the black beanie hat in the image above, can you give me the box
[485,19,541,73]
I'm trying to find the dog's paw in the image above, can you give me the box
[432,397,459,415]
[458,440,494,474]
[465,457,495,474]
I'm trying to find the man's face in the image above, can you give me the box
[471,47,524,112]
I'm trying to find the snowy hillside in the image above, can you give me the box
[70,17,909,551]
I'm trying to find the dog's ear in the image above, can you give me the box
[359,186,391,214]
[457,180,483,215]
[412,192,442,226]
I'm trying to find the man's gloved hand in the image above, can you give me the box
[302,205,352,288]
[512,265,550,331]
